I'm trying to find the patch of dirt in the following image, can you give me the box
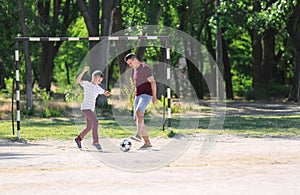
[0,135,299,194]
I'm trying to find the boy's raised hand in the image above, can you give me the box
[83,66,89,72]
[76,66,90,84]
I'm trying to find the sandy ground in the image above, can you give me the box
[0,134,300,195]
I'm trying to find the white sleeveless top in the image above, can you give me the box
[80,81,105,112]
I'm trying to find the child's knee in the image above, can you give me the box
[92,119,98,126]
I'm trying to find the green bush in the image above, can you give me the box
[0,78,14,98]
[120,78,135,110]
[40,107,62,118]
[232,74,252,97]
[64,85,83,104]
[35,88,63,118]
[245,88,254,100]
[171,103,182,114]
[267,80,290,98]
[21,106,36,117]
[167,129,178,138]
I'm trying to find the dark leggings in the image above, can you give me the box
[79,109,99,143]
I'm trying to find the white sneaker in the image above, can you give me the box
[138,144,152,150]
[130,135,142,142]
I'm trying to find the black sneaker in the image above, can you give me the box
[93,143,103,152]
[75,138,82,149]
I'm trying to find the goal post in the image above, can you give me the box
[13,36,172,140]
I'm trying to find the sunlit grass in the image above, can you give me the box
[0,117,173,141]
[0,118,78,141]
[0,115,299,141]
[218,115,300,138]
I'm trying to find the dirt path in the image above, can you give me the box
[1,135,299,195]
[223,101,300,116]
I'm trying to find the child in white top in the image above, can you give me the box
[74,66,110,151]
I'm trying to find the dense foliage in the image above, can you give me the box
[1,0,300,103]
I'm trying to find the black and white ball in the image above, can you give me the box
[119,139,132,152]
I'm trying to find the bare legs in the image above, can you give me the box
[136,110,151,145]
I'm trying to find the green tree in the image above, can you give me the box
[0,1,19,90]
[54,17,88,88]
[164,0,216,100]
[37,0,78,92]
[77,0,100,50]
[219,0,296,99]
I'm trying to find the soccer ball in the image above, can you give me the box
[119,139,132,152]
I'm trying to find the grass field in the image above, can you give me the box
[1,115,299,141]
[218,115,300,138]
[1,95,300,141]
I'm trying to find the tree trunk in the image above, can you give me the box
[155,51,168,99]
[205,23,217,97]
[261,28,276,86]
[136,1,162,59]
[39,42,55,92]
[287,0,300,101]
[173,68,180,98]
[37,1,51,91]
[198,46,204,99]
[111,5,130,99]
[94,0,118,107]
[107,58,115,91]
[250,29,264,100]
[37,0,76,91]
[101,0,117,36]
[18,0,33,108]
[184,39,203,100]
[249,27,277,100]
[215,0,224,100]
[222,28,233,99]
[195,16,208,100]
[77,0,100,83]
[101,0,117,89]
[0,63,4,89]
[187,58,203,100]
[289,51,300,101]
[65,62,71,85]
[112,5,127,75]
[249,1,265,100]
[77,0,99,49]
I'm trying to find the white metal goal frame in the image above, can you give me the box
[13,36,172,140]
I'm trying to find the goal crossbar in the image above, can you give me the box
[15,36,170,42]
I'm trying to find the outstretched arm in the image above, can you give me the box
[103,91,110,97]
[76,66,89,85]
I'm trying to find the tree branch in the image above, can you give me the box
[77,0,97,36]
